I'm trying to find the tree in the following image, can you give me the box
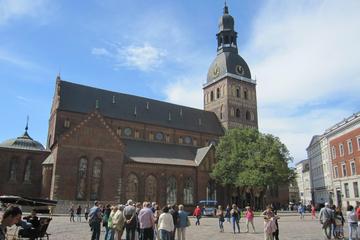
[211,128,294,207]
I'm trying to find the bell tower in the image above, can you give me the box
[203,3,258,130]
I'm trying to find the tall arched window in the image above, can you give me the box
[236,88,240,98]
[9,159,17,182]
[220,105,223,119]
[126,173,139,201]
[90,158,102,200]
[207,180,216,200]
[236,109,240,118]
[77,157,88,199]
[167,176,177,205]
[144,175,157,202]
[246,111,251,120]
[23,159,32,183]
[210,91,214,101]
[244,89,248,100]
[216,88,220,98]
[183,177,194,204]
[230,108,235,117]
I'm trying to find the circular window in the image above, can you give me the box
[184,136,192,144]
[209,140,217,145]
[155,132,164,141]
[124,127,132,136]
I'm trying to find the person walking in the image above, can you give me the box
[245,206,255,233]
[225,205,231,223]
[138,202,155,240]
[298,204,305,220]
[347,205,358,240]
[123,200,137,240]
[263,206,276,240]
[112,205,125,240]
[216,205,225,232]
[319,202,334,240]
[311,205,316,220]
[230,204,240,234]
[193,206,202,226]
[154,205,161,240]
[69,205,75,222]
[158,206,174,240]
[177,204,189,240]
[85,205,90,221]
[89,201,103,240]
[76,205,82,222]
[333,206,344,239]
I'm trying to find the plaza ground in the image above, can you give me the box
[7,213,352,240]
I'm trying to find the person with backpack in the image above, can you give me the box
[89,201,103,240]
[319,202,334,240]
[230,204,240,234]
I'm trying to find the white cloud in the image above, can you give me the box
[117,43,167,71]
[91,48,110,56]
[92,43,167,72]
[164,76,203,109]
[0,0,50,24]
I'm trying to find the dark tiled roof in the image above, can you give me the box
[123,139,197,166]
[58,80,223,135]
[0,131,46,151]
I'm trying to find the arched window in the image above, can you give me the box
[244,89,248,100]
[216,88,220,98]
[236,109,240,118]
[23,159,32,183]
[77,157,88,200]
[90,158,102,200]
[183,177,194,204]
[220,105,223,119]
[246,111,251,120]
[126,173,139,201]
[236,88,240,98]
[210,91,214,101]
[207,180,216,200]
[167,176,177,205]
[144,175,157,202]
[251,112,255,121]
[9,159,17,182]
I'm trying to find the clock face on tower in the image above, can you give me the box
[235,65,245,75]
[213,65,220,78]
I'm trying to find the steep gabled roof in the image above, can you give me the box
[57,80,224,135]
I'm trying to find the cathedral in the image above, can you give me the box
[0,5,287,210]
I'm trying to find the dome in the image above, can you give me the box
[218,5,234,31]
[207,51,251,83]
[0,131,45,151]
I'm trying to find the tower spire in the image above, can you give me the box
[224,1,229,14]
[25,115,29,132]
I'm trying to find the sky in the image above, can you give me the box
[0,0,359,164]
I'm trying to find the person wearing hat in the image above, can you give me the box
[245,206,255,233]
[319,202,334,240]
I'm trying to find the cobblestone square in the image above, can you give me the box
[7,214,348,240]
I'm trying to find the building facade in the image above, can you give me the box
[325,112,360,207]
[295,159,312,205]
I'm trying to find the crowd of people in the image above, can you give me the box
[86,200,191,240]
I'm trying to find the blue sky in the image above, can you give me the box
[0,0,359,163]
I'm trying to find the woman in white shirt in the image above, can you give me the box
[158,206,174,240]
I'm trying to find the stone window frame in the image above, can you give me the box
[331,146,337,159]
[243,88,248,100]
[357,136,360,151]
[350,160,356,176]
[353,182,359,198]
[341,162,347,177]
[216,88,220,99]
[210,91,214,101]
[76,156,88,200]
[9,158,18,182]
[235,108,240,118]
[236,88,240,98]
[64,118,71,128]
[220,105,223,120]
[183,177,194,205]
[126,172,139,202]
[339,143,344,157]
[246,111,251,121]
[90,158,103,201]
[144,174,157,202]
[23,158,32,183]
[333,166,339,178]
[344,182,350,198]
[347,139,353,154]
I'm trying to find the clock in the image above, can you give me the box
[213,65,220,78]
[124,127,132,136]
[184,136,192,144]
[155,132,164,141]
[235,65,244,75]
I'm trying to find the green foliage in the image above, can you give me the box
[211,128,293,190]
